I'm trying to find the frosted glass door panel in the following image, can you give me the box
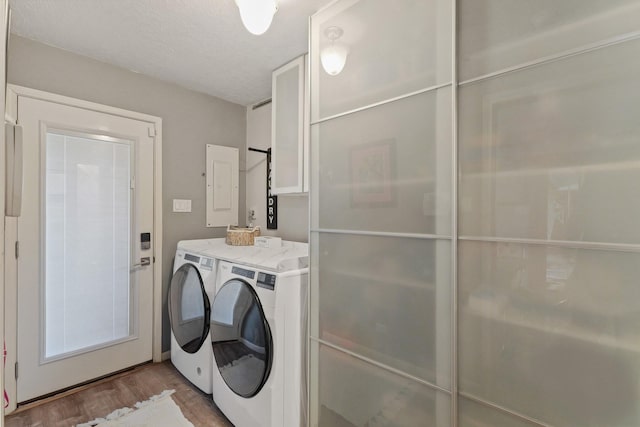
[458,240,640,427]
[458,0,640,81]
[310,0,451,121]
[459,397,539,427]
[311,341,450,427]
[273,63,302,191]
[311,232,451,387]
[459,38,640,243]
[311,89,452,235]
[45,132,132,359]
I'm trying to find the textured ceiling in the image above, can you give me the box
[9,0,329,106]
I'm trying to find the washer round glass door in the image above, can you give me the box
[168,263,210,354]
[211,279,273,398]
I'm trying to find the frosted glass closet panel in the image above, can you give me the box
[458,0,640,81]
[311,89,452,235]
[311,341,451,427]
[310,0,451,121]
[46,132,131,358]
[459,38,640,243]
[459,397,538,427]
[310,232,451,386]
[458,241,640,426]
[310,0,454,426]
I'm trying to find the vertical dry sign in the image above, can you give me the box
[266,148,277,229]
[248,147,277,229]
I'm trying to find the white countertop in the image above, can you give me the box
[177,238,308,272]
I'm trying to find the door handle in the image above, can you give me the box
[131,257,151,271]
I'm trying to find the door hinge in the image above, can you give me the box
[15,362,18,380]
[148,126,156,137]
[15,241,19,259]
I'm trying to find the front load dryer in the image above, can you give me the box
[169,241,217,393]
[210,247,308,427]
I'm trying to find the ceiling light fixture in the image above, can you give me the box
[320,26,349,76]
[234,0,278,35]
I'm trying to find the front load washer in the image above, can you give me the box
[169,241,217,393]
[210,247,308,427]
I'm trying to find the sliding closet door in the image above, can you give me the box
[311,1,640,426]
[309,0,454,426]
[457,1,640,426]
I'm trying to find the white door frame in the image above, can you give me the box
[0,1,8,424]
[4,85,163,411]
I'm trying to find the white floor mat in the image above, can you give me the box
[76,389,194,427]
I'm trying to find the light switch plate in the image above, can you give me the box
[173,199,192,212]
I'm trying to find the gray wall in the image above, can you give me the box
[245,102,309,242]
[8,35,247,352]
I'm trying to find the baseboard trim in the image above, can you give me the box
[161,350,171,361]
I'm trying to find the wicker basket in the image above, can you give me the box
[225,225,261,246]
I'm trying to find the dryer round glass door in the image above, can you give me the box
[211,279,273,398]
[168,263,210,354]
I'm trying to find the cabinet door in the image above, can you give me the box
[272,55,305,194]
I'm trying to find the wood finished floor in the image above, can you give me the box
[5,361,234,427]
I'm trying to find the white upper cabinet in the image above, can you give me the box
[271,54,309,194]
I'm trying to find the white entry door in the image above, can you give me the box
[16,95,155,402]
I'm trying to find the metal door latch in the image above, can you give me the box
[132,257,151,269]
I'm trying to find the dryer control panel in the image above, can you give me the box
[257,272,276,291]
[232,266,255,279]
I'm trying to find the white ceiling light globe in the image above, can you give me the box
[320,26,349,76]
[235,0,278,35]
[320,44,349,76]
